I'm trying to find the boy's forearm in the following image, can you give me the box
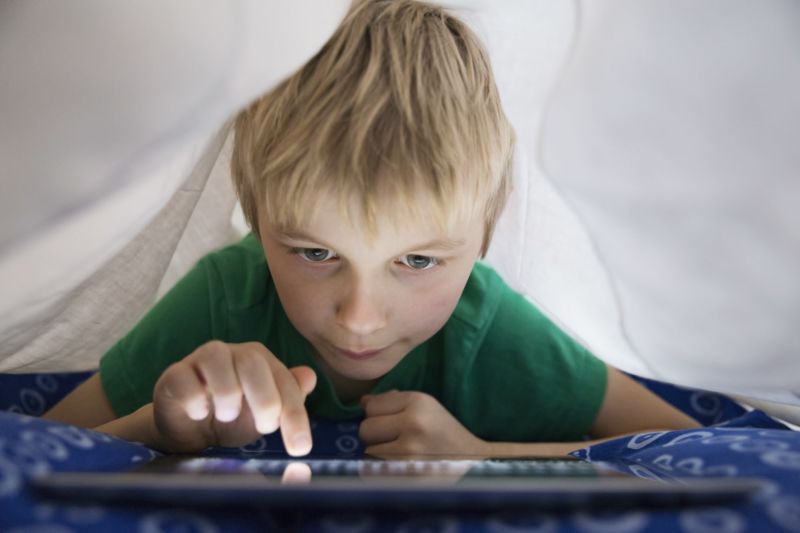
[94,403,166,450]
[42,373,117,428]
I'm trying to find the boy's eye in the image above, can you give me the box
[399,254,438,271]
[296,248,337,262]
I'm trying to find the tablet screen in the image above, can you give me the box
[157,456,604,484]
[32,455,763,510]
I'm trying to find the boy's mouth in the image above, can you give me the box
[335,346,386,361]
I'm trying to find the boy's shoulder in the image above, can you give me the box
[201,233,271,311]
[451,261,557,340]
[206,232,264,263]
[450,261,510,331]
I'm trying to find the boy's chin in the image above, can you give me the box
[334,361,394,382]
[325,355,397,383]
[313,342,403,382]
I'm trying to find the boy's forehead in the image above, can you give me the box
[269,207,478,254]
[261,192,485,255]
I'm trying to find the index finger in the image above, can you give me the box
[232,345,281,434]
[270,361,313,456]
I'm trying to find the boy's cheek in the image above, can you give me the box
[402,284,464,334]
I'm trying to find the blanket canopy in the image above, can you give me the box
[0,1,797,419]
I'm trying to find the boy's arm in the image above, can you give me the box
[481,366,702,457]
[42,342,318,455]
[43,375,174,449]
[42,373,117,428]
[360,365,702,458]
[589,365,702,437]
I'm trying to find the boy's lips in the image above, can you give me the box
[335,346,386,361]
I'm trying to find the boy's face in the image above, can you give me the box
[259,197,483,388]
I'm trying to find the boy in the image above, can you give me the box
[45,0,699,457]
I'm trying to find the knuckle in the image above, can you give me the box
[270,362,296,388]
[410,391,432,406]
[404,413,427,435]
[195,346,230,368]
[268,354,291,372]
[156,362,188,396]
[241,342,270,357]
[235,347,264,370]
[281,404,308,423]
[201,340,229,357]
[161,361,185,379]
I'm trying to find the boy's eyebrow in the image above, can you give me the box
[279,230,335,249]
[279,230,465,253]
[404,238,466,252]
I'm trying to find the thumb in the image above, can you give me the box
[289,366,317,397]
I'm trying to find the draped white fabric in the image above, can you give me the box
[1,2,797,418]
[0,0,351,371]
[538,1,800,406]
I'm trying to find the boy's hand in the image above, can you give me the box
[152,341,316,456]
[359,391,488,457]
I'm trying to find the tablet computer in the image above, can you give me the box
[31,455,763,511]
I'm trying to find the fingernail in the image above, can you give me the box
[256,418,279,435]
[292,434,312,453]
[216,405,239,422]
[187,401,208,421]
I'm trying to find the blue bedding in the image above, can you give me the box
[1,372,798,532]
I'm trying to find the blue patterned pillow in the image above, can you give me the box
[0,372,93,416]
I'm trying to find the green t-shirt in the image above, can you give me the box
[100,234,607,442]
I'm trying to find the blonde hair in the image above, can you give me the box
[231,0,515,256]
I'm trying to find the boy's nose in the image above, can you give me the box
[335,285,387,337]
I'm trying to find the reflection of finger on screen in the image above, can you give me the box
[281,462,312,485]
[356,459,475,483]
